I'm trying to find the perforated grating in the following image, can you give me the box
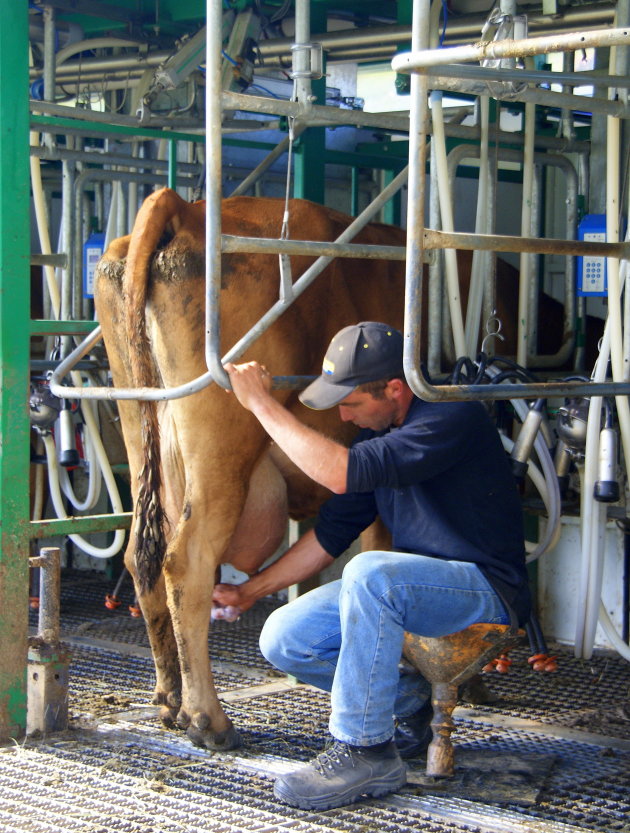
[15,569,630,833]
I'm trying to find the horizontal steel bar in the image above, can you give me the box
[221,234,407,261]
[30,253,67,268]
[423,229,630,258]
[425,63,630,89]
[29,513,132,540]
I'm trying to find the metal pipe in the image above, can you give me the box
[293,0,313,111]
[428,140,443,375]
[424,62,630,89]
[43,5,56,103]
[205,0,228,388]
[222,90,411,132]
[221,236,406,260]
[403,0,432,397]
[230,124,307,197]
[256,4,616,57]
[392,27,630,72]
[423,228,630,258]
[517,102,536,366]
[30,143,201,175]
[52,165,410,401]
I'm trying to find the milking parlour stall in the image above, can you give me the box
[1,1,630,832]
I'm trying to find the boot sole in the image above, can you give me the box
[274,765,407,811]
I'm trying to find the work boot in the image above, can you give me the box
[394,700,434,759]
[273,740,407,810]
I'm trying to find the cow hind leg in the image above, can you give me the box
[124,546,182,726]
[162,495,246,752]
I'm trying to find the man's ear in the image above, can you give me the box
[386,378,405,399]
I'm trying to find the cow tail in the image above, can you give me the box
[123,189,180,595]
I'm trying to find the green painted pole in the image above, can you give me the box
[0,2,30,741]
[168,139,177,190]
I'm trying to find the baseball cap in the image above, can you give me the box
[299,322,404,410]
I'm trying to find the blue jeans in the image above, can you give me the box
[259,550,509,747]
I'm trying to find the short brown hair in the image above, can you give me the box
[357,374,404,399]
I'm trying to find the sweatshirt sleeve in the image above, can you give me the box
[314,490,378,558]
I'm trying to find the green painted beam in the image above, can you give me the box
[0,1,30,742]
[30,115,205,144]
[30,320,99,336]
[30,513,132,540]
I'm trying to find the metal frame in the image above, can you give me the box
[0,0,31,742]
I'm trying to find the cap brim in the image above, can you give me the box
[299,376,357,410]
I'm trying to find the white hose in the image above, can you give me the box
[499,432,557,557]
[575,109,630,659]
[430,91,467,358]
[43,427,125,559]
[29,136,62,318]
[575,256,630,659]
[465,96,491,357]
[485,366,562,560]
[30,137,126,559]
[57,400,102,512]
[598,603,630,662]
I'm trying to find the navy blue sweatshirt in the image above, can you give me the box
[314,397,531,626]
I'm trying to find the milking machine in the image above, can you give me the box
[446,327,628,668]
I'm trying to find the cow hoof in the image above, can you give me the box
[187,719,241,752]
[159,705,179,729]
[153,691,181,728]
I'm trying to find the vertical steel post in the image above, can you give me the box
[0,1,31,742]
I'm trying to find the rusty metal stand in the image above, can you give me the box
[403,623,522,777]
[27,547,70,736]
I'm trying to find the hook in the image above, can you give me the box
[481,314,505,354]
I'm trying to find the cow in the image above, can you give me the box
[94,187,600,752]
[94,188,411,750]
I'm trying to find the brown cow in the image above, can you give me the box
[94,188,409,750]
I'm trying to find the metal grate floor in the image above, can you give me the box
[9,570,630,833]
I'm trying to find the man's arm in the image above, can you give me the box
[224,361,349,494]
[212,528,334,613]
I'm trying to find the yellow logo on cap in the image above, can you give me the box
[322,357,335,375]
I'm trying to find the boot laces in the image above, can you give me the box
[313,742,355,775]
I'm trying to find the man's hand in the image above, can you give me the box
[224,361,273,412]
[211,581,257,622]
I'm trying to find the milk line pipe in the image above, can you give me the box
[255,3,616,58]
[391,27,630,72]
